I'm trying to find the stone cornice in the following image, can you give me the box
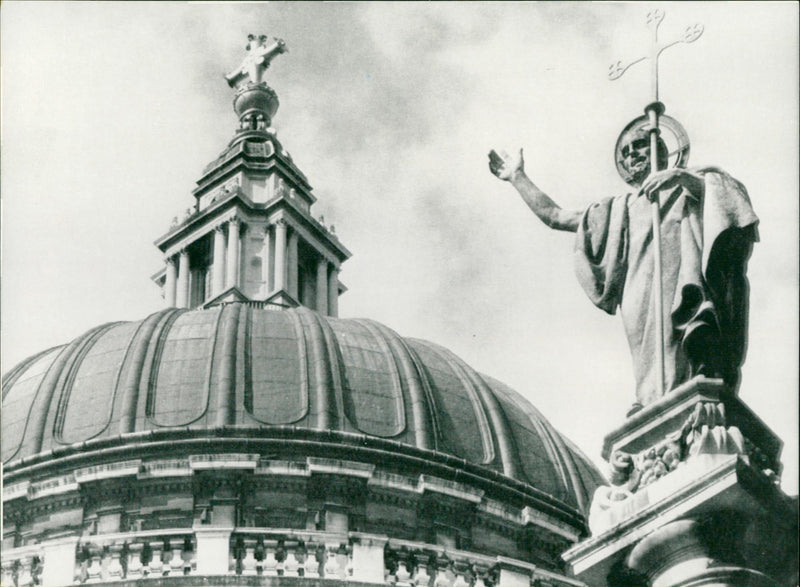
[154,193,350,262]
[3,427,587,534]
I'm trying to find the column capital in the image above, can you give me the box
[275,218,288,228]
[164,255,177,266]
[228,216,242,228]
[214,223,227,233]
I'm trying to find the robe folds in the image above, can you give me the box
[574,168,758,408]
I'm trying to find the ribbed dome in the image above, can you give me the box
[2,304,604,513]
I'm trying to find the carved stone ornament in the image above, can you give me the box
[587,400,769,535]
[605,402,748,496]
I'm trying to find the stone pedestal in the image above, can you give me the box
[563,376,797,586]
[194,527,233,575]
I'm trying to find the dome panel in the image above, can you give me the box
[56,322,139,444]
[1,305,605,512]
[487,377,568,501]
[332,319,405,438]
[407,340,494,467]
[149,309,220,426]
[1,347,61,463]
[245,309,308,425]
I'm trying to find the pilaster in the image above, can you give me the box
[225,217,241,290]
[287,229,299,299]
[274,219,287,292]
[317,258,329,315]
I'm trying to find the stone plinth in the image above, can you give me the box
[563,376,797,586]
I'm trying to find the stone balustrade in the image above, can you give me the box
[1,529,582,586]
[229,529,351,579]
[74,530,196,584]
[384,538,497,587]
[1,544,44,587]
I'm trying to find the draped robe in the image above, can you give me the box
[573,168,758,408]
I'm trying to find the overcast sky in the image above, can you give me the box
[2,2,797,494]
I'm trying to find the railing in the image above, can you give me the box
[0,528,581,586]
[1,545,43,587]
[229,529,350,579]
[384,539,497,587]
[74,530,196,583]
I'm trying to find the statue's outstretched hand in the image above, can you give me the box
[488,149,524,182]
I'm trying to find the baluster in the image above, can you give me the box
[452,561,470,587]
[106,544,125,581]
[126,543,144,580]
[139,541,152,578]
[75,547,89,584]
[31,556,43,586]
[1,561,18,587]
[168,540,185,576]
[262,541,279,576]
[433,555,453,587]
[346,549,354,579]
[253,537,266,575]
[16,557,33,587]
[283,542,300,577]
[85,547,103,584]
[338,546,351,580]
[229,536,243,575]
[394,549,412,587]
[472,563,490,587]
[181,536,195,575]
[146,540,163,576]
[412,552,432,587]
[275,540,287,575]
[323,548,340,579]
[241,538,258,576]
[303,544,320,578]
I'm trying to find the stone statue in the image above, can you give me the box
[225,34,287,88]
[488,128,758,414]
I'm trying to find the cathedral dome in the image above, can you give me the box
[3,304,603,516]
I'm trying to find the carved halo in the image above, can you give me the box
[614,114,691,186]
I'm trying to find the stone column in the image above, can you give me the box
[212,224,227,296]
[316,258,329,315]
[626,517,782,587]
[328,266,339,318]
[288,230,299,299]
[274,219,287,292]
[164,256,177,307]
[176,249,190,309]
[225,218,241,290]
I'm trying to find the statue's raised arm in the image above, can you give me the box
[488,148,581,232]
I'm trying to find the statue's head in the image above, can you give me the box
[615,114,690,188]
[619,130,668,186]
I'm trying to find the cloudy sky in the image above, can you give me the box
[2,2,797,493]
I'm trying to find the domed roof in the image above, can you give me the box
[2,304,604,513]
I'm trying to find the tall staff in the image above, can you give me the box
[609,10,703,398]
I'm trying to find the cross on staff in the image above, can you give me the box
[609,9,703,400]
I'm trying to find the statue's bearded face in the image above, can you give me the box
[621,138,652,186]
